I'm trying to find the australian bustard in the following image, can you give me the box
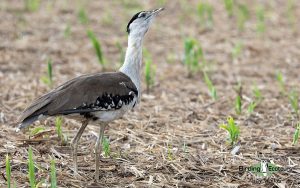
[17,8,164,181]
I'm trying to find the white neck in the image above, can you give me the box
[119,35,143,98]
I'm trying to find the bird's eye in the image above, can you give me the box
[139,13,146,18]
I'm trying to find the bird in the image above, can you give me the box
[16,8,164,181]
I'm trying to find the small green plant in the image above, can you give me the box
[203,72,217,100]
[256,6,265,33]
[28,147,36,188]
[30,126,45,137]
[237,4,250,31]
[287,0,296,28]
[102,137,110,157]
[87,30,105,67]
[231,41,243,59]
[144,55,156,94]
[25,0,40,12]
[6,154,11,188]
[247,101,257,114]
[64,24,71,38]
[41,59,53,87]
[55,117,67,145]
[220,117,240,146]
[289,89,299,115]
[235,95,242,115]
[252,85,263,103]
[50,159,57,188]
[276,71,285,95]
[197,2,214,29]
[293,123,300,145]
[167,143,173,161]
[184,38,205,76]
[116,42,125,66]
[224,0,234,17]
[78,7,89,24]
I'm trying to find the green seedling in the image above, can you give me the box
[50,159,57,188]
[276,71,285,95]
[247,101,257,114]
[183,142,188,153]
[237,4,250,31]
[116,42,125,67]
[235,95,242,115]
[28,147,36,188]
[64,24,71,38]
[184,38,205,76]
[41,59,53,87]
[220,117,240,146]
[252,85,263,103]
[256,6,265,33]
[231,41,243,59]
[293,123,300,145]
[6,154,11,188]
[30,126,45,137]
[144,55,156,94]
[287,0,296,28]
[102,137,110,157]
[87,30,105,67]
[224,0,234,17]
[203,71,217,100]
[25,0,40,12]
[78,7,89,24]
[167,143,173,161]
[289,89,298,115]
[197,2,214,29]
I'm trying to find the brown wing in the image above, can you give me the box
[18,72,137,129]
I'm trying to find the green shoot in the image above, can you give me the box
[184,38,205,76]
[287,0,296,28]
[167,143,173,161]
[256,6,266,34]
[116,42,125,66]
[235,95,242,115]
[78,7,89,24]
[30,126,45,137]
[237,4,250,31]
[203,72,217,100]
[50,159,57,188]
[224,0,234,17]
[28,147,36,188]
[183,142,188,153]
[220,117,240,146]
[6,154,11,188]
[87,30,105,67]
[102,137,110,157]
[25,0,40,12]
[197,2,214,29]
[55,117,67,145]
[231,41,243,59]
[289,89,298,115]
[293,123,300,145]
[64,24,71,38]
[247,101,257,114]
[41,59,53,87]
[276,71,285,95]
[144,55,156,94]
[252,85,263,103]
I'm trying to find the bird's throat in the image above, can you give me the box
[119,35,143,98]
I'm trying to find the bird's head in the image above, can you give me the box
[126,8,164,37]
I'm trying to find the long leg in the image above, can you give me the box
[95,123,107,182]
[71,119,89,174]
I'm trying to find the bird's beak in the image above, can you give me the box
[151,7,164,15]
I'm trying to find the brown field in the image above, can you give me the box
[1,0,300,187]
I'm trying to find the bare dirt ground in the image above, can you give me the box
[1,0,300,187]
